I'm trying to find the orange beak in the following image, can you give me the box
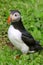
[7,16,11,24]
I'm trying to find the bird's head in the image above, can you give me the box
[8,10,21,24]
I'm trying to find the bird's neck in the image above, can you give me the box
[11,19,25,31]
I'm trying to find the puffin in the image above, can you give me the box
[7,10,43,54]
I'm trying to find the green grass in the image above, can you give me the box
[0,0,43,65]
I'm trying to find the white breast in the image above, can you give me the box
[8,25,22,40]
[8,25,29,54]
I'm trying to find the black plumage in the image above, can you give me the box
[10,10,21,15]
[11,19,43,52]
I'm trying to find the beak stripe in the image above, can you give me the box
[7,16,10,24]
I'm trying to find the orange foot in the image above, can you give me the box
[14,54,20,59]
[16,55,20,59]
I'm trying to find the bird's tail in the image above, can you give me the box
[34,41,43,51]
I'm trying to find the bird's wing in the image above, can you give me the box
[21,30,35,46]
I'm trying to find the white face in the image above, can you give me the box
[10,12,21,22]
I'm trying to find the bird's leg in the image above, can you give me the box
[16,54,20,59]
[14,54,21,59]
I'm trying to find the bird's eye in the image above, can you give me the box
[15,14,17,16]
